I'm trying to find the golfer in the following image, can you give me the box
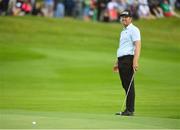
[113,10,141,116]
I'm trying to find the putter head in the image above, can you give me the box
[115,112,122,115]
[115,111,134,116]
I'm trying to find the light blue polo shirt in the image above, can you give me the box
[117,23,141,58]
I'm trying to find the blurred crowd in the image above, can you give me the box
[0,0,180,21]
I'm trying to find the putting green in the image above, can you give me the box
[1,110,180,129]
[0,16,180,129]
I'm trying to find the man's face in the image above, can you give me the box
[120,16,132,27]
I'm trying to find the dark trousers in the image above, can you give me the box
[118,55,135,112]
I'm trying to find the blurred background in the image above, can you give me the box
[0,0,180,21]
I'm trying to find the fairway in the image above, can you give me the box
[0,16,180,129]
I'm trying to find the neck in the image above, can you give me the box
[123,23,131,28]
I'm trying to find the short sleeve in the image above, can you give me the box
[131,27,141,42]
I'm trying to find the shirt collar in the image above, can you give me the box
[123,23,133,30]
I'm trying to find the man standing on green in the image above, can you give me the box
[113,10,141,116]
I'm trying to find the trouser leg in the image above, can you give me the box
[118,56,135,112]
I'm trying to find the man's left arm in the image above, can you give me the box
[133,40,141,71]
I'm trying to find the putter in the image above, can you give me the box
[120,71,135,113]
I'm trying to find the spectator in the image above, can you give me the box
[7,0,16,15]
[102,8,109,22]
[90,0,97,21]
[148,0,163,18]
[169,0,176,9]
[97,0,109,21]
[160,0,180,17]
[175,0,180,10]
[117,0,128,13]
[73,0,83,19]
[138,0,155,19]
[107,0,118,22]
[32,1,43,16]
[12,0,24,16]
[22,0,32,14]
[127,0,139,19]
[31,0,35,7]
[83,0,91,21]
[54,0,64,18]
[44,0,54,17]
[64,0,75,16]
[0,0,10,15]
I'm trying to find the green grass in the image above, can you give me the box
[0,16,180,129]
